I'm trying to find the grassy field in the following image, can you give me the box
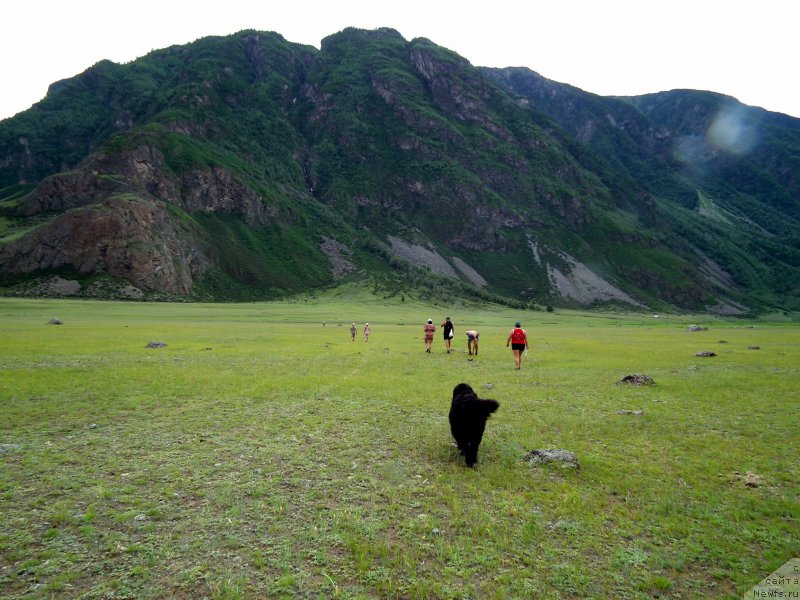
[0,290,798,599]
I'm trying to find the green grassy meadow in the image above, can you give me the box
[0,291,798,599]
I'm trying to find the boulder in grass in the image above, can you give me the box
[146,341,168,348]
[695,350,716,357]
[524,449,579,469]
[686,325,708,332]
[48,318,63,325]
[747,346,761,350]
[617,410,644,416]
[616,374,655,386]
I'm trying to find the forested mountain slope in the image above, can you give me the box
[1,28,797,311]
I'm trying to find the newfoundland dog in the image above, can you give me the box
[449,383,500,466]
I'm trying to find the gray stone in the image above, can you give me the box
[146,341,167,348]
[695,350,716,357]
[616,374,655,386]
[524,449,579,469]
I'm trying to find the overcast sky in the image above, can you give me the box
[2,0,798,121]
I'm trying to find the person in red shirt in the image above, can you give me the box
[505,321,529,369]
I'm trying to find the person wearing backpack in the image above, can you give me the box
[506,321,529,369]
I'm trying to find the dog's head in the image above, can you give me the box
[452,383,499,415]
[452,382,477,401]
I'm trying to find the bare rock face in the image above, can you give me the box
[16,144,178,216]
[0,139,282,295]
[179,166,276,226]
[0,195,206,293]
[319,236,355,279]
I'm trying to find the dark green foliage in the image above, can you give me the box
[192,213,331,300]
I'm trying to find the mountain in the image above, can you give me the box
[1,28,798,312]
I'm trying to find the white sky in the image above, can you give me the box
[2,0,798,121]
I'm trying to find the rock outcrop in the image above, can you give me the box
[0,195,205,293]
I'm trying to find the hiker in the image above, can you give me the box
[506,321,529,369]
[466,330,479,355]
[350,323,357,342]
[423,319,436,353]
[441,317,454,353]
[364,322,371,342]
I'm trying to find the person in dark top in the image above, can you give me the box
[441,317,454,353]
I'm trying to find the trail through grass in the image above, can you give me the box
[0,294,798,598]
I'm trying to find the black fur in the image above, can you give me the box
[449,383,499,466]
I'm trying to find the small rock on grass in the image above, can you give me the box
[524,449,579,469]
[0,443,22,454]
[695,350,716,357]
[48,318,63,325]
[686,325,708,331]
[617,410,644,416]
[146,341,167,348]
[616,374,655,386]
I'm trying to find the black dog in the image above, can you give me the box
[449,383,499,467]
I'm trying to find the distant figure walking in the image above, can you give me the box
[364,322,371,342]
[350,323,357,342]
[466,330,479,355]
[506,321,529,369]
[441,317,454,353]
[423,319,436,353]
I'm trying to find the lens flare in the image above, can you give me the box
[707,106,758,155]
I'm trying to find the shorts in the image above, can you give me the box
[511,343,526,351]
[467,333,478,340]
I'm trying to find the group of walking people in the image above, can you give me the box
[350,322,370,342]
[345,317,530,369]
[423,317,530,369]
